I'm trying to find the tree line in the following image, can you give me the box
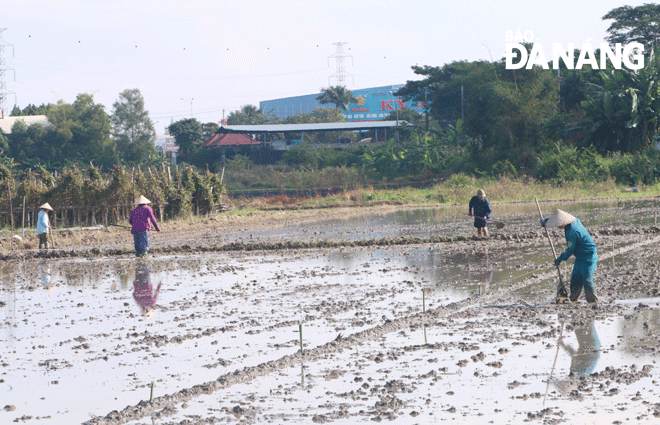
[3,4,660,191]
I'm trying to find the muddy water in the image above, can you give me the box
[2,200,660,424]
[225,198,660,244]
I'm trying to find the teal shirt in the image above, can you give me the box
[558,218,597,263]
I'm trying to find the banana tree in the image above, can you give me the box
[581,50,660,152]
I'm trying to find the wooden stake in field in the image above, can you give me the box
[8,183,14,250]
[535,198,568,299]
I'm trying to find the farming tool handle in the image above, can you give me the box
[534,198,566,294]
[109,223,131,229]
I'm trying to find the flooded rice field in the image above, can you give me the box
[2,199,660,424]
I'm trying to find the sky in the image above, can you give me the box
[1,0,652,135]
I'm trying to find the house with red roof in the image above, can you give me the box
[201,133,260,148]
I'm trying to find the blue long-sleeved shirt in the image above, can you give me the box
[37,210,50,234]
[468,196,491,219]
[558,218,597,263]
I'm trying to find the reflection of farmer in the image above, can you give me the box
[37,203,53,249]
[129,195,161,257]
[470,247,493,294]
[541,209,598,303]
[132,265,161,318]
[468,189,491,237]
[38,263,53,290]
[559,322,601,375]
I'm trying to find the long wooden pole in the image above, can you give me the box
[22,196,25,235]
[8,183,14,232]
[535,198,567,296]
[8,183,15,251]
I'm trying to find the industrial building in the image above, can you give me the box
[259,84,425,122]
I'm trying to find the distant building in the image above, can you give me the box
[202,133,260,148]
[259,84,425,122]
[0,115,50,134]
[154,135,178,155]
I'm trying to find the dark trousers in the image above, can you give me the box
[38,233,49,249]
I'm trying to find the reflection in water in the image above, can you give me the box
[551,321,601,396]
[560,321,601,375]
[133,264,162,319]
[39,263,53,291]
[469,247,493,295]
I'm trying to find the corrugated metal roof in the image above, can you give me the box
[218,120,409,133]
[0,115,50,134]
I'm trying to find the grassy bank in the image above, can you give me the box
[226,175,659,212]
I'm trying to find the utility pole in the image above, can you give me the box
[328,42,353,86]
[0,28,15,118]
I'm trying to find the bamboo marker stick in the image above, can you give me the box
[299,324,304,354]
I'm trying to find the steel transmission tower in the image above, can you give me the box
[0,28,15,118]
[328,42,353,86]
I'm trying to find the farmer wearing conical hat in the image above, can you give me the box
[541,209,598,303]
[129,195,161,257]
[36,202,53,249]
[468,189,491,237]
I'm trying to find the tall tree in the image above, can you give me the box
[0,131,7,156]
[603,4,660,50]
[167,118,203,161]
[202,122,220,141]
[227,105,277,125]
[396,60,559,167]
[316,86,358,110]
[111,88,157,165]
[68,93,118,168]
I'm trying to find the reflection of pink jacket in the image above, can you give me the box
[133,268,161,308]
[129,205,160,234]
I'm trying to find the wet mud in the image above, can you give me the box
[2,200,660,424]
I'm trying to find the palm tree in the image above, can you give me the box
[316,86,358,110]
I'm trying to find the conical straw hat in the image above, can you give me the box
[545,209,576,227]
[39,202,53,211]
[135,195,151,205]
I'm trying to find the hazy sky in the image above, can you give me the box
[2,0,650,134]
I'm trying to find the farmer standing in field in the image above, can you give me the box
[541,209,598,303]
[468,189,491,237]
[36,202,53,249]
[129,195,161,257]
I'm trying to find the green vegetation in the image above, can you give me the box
[0,163,225,229]
[3,4,660,215]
